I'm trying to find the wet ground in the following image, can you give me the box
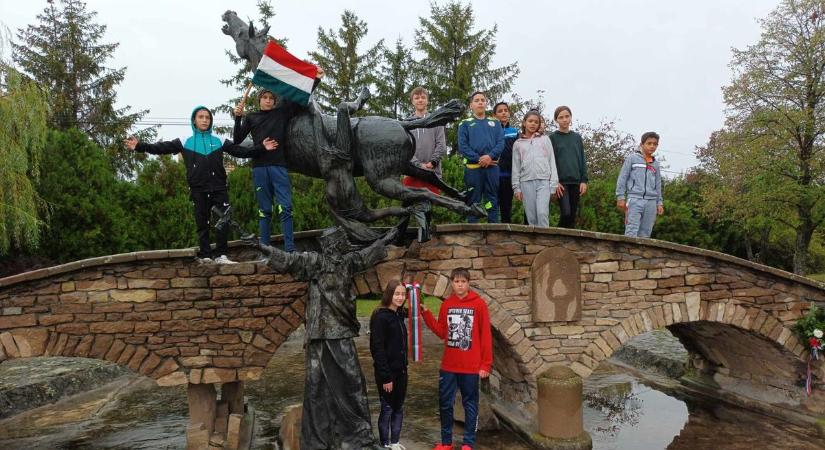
[0,328,823,449]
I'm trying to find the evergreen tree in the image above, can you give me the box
[374,38,418,119]
[13,0,150,176]
[0,59,49,254]
[309,10,384,112]
[414,1,519,107]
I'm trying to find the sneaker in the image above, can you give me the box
[214,255,236,264]
[431,444,452,450]
[197,257,213,264]
[460,446,472,450]
[389,444,406,450]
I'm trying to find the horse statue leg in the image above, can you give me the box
[369,174,486,219]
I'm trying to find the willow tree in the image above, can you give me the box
[712,0,825,274]
[0,64,48,254]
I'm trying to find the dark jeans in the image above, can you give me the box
[191,189,229,258]
[558,183,581,228]
[253,165,294,251]
[464,166,500,223]
[498,175,514,224]
[377,372,408,445]
[438,370,479,447]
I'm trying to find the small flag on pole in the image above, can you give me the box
[252,41,318,105]
[406,282,423,362]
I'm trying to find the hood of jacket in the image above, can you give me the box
[185,105,223,156]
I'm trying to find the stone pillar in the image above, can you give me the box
[187,383,217,450]
[221,381,245,415]
[535,366,591,450]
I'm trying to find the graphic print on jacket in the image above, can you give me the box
[447,307,475,351]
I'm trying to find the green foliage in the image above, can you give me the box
[793,304,825,344]
[310,10,384,112]
[373,38,419,119]
[710,0,825,274]
[13,0,151,176]
[37,129,133,261]
[414,1,519,107]
[0,62,48,254]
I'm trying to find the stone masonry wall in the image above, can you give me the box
[2,225,825,417]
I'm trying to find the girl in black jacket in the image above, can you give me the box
[370,279,409,449]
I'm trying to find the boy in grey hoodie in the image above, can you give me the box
[400,87,447,241]
[616,132,664,238]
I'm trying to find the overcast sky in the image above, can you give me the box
[1,0,779,174]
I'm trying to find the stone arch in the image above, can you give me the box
[574,300,806,383]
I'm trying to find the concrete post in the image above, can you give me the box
[535,366,592,450]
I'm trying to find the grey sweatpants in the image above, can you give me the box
[520,179,552,227]
[624,198,658,238]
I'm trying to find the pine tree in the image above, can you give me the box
[309,10,384,112]
[414,1,519,107]
[373,38,419,119]
[13,0,150,176]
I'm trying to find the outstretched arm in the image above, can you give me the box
[350,227,399,271]
[221,139,277,159]
[125,136,184,155]
[260,244,319,280]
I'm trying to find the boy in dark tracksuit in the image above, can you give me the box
[421,268,493,450]
[458,91,504,223]
[233,76,322,252]
[550,106,588,228]
[493,102,518,224]
[125,106,276,263]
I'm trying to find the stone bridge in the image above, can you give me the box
[2,224,825,436]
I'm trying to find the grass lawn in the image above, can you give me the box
[356,296,442,318]
[807,273,825,282]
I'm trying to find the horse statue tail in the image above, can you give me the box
[400,99,464,131]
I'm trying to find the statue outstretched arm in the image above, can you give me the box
[260,244,320,281]
[351,227,399,271]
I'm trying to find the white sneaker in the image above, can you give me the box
[389,444,406,450]
[214,255,236,264]
[197,257,213,264]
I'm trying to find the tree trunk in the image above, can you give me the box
[793,217,815,275]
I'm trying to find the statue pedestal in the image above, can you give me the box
[535,366,592,450]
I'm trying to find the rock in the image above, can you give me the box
[0,356,131,419]
[279,403,302,450]
[453,391,500,431]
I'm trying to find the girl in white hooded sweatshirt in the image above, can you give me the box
[512,110,559,227]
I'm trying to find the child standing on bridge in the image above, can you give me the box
[124,106,277,263]
[512,110,559,227]
[421,268,493,450]
[616,132,664,238]
[458,91,504,223]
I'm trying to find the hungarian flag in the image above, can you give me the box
[252,41,318,105]
[406,282,423,362]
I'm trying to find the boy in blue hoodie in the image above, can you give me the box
[125,106,277,263]
[615,132,664,238]
[458,91,504,223]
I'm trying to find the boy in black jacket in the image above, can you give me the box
[125,105,277,263]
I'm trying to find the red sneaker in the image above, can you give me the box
[431,444,452,450]
[460,446,472,450]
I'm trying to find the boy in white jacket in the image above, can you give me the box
[512,111,559,227]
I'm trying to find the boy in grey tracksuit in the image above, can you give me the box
[616,132,664,238]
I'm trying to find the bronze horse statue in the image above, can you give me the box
[221,11,484,242]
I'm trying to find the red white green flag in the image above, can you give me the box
[252,41,318,105]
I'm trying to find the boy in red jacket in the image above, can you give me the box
[421,268,493,450]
